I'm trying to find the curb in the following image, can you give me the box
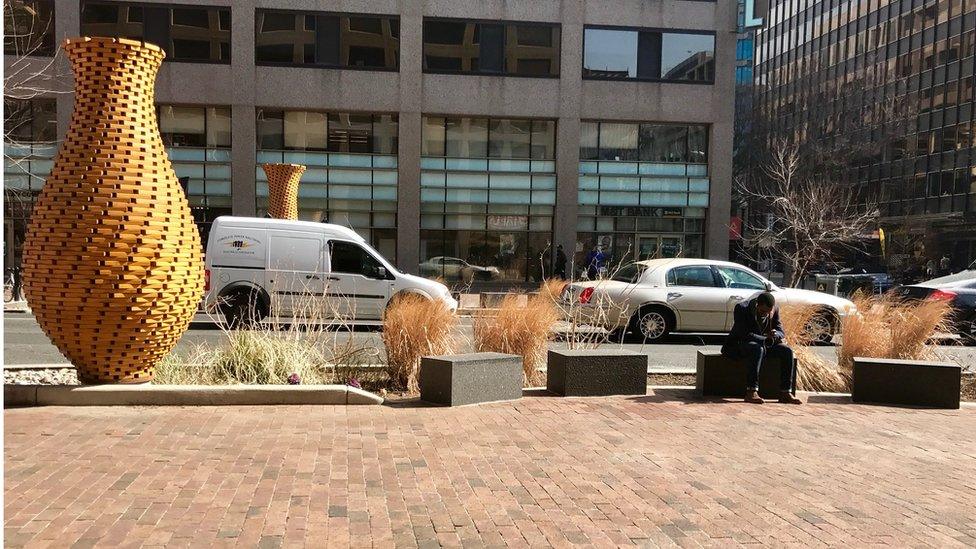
[4,384,383,407]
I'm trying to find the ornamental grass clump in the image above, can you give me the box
[779,305,847,392]
[154,291,382,385]
[382,293,458,393]
[837,293,952,378]
[474,288,560,387]
[153,331,331,385]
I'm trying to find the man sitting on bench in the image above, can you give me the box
[721,292,802,405]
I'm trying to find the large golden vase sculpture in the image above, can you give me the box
[21,37,204,383]
[262,163,306,220]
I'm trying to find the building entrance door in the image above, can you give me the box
[636,235,683,260]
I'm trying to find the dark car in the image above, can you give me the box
[892,270,976,344]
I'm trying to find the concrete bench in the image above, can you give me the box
[419,352,523,406]
[852,357,960,409]
[696,350,797,399]
[547,349,647,397]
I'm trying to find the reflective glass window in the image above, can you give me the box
[81,2,230,62]
[255,10,398,70]
[423,18,559,76]
[583,26,715,82]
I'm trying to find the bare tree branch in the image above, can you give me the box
[737,139,880,287]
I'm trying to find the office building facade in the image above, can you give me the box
[4,0,735,286]
[753,0,976,271]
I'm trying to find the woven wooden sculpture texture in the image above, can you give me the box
[262,163,306,220]
[21,37,204,383]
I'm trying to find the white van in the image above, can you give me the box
[204,216,457,326]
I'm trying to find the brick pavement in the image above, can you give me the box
[4,390,976,548]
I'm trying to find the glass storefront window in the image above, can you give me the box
[4,97,57,273]
[598,123,639,161]
[578,121,709,266]
[255,10,399,70]
[81,2,230,62]
[583,26,715,83]
[421,116,555,284]
[256,109,399,261]
[489,119,532,158]
[446,118,488,157]
[157,105,233,244]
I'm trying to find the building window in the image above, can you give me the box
[158,105,232,244]
[583,26,715,83]
[422,18,560,77]
[4,0,56,56]
[420,116,556,284]
[81,1,231,62]
[256,109,399,261]
[255,10,399,70]
[577,121,710,270]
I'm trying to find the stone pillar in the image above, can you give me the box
[553,4,585,276]
[395,8,424,273]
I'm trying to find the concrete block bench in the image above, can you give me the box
[419,352,522,406]
[696,350,797,400]
[852,357,960,409]
[546,349,647,397]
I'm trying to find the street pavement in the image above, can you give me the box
[5,394,976,547]
[5,313,975,373]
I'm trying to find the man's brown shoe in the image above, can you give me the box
[778,391,802,404]
[744,390,764,404]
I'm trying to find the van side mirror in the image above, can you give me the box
[375,266,387,279]
[764,281,774,291]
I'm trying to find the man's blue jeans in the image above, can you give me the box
[738,341,796,392]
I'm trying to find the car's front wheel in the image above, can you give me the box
[629,306,673,343]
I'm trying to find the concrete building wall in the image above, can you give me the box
[6,0,736,275]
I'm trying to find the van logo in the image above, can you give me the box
[217,234,262,256]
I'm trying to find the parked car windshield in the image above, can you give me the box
[715,266,766,290]
[611,263,645,283]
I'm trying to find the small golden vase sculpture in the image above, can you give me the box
[21,37,204,383]
[262,163,306,220]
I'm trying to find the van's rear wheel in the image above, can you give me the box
[220,292,267,329]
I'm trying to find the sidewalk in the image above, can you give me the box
[5,391,975,547]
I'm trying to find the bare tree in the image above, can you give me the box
[4,0,69,301]
[4,0,68,148]
[738,140,880,288]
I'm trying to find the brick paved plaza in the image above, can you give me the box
[5,391,976,548]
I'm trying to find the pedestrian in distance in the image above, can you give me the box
[555,245,567,280]
[585,246,606,280]
[721,291,802,405]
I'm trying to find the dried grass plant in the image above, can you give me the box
[382,293,458,393]
[779,305,847,392]
[474,289,560,386]
[837,294,952,377]
[156,286,382,385]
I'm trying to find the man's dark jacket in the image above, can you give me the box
[721,296,786,357]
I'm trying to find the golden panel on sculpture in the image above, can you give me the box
[21,37,204,384]
[262,163,306,220]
